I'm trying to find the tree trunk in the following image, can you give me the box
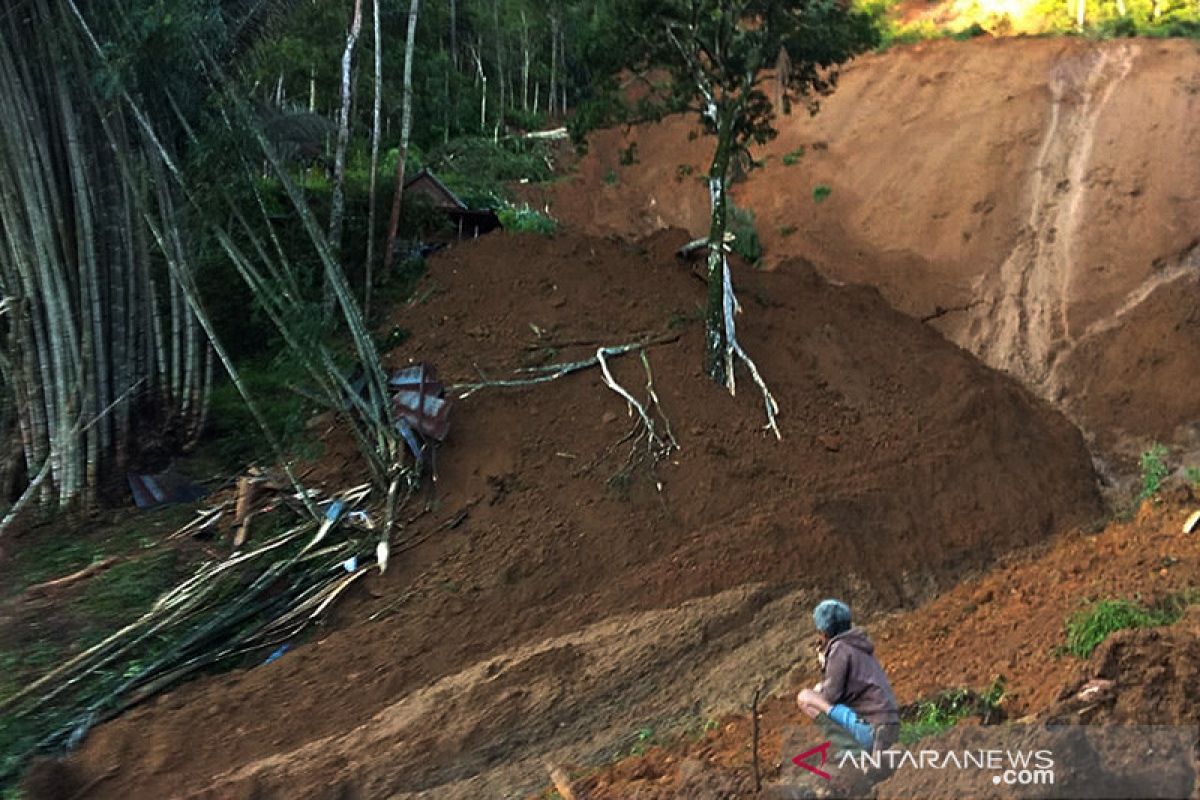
[521,10,530,113]
[469,44,488,132]
[327,0,363,318]
[449,0,458,68]
[364,0,382,317]
[492,0,504,134]
[382,0,421,275]
[549,15,557,116]
[703,103,734,385]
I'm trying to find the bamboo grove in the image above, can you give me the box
[0,0,407,522]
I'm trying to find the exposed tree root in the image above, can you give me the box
[721,258,782,440]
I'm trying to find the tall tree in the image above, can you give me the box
[364,0,383,317]
[326,0,363,317]
[613,0,878,436]
[383,0,421,274]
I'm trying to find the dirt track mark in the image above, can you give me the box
[970,43,1137,393]
[172,584,821,800]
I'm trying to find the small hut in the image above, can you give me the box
[404,168,501,240]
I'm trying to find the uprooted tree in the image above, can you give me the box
[606,0,878,437]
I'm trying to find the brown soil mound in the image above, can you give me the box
[1047,605,1200,728]
[61,228,1099,798]
[568,495,1200,799]
[530,37,1200,463]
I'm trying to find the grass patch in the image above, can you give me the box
[899,678,1005,744]
[781,146,806,166]
[1139,442,1169,502]
[74,551,181,625]
[1064,595,1197,659]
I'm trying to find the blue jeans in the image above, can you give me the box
[828,704,874,750]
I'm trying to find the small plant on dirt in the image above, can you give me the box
[603,169,619,186]
[778,224,798,238]
[1139,442,1169,501]
[618,142,639,166]
[899,678,1005,744]
[630,725,657,756]
[812,184,832,204]
[1183,466,1200,488]
[781,146,806,166]
[1064,598,1179,659]
[675,163,694,180]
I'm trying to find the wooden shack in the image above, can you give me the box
[403,168,502,240]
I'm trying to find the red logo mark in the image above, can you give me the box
[792,740,833,780]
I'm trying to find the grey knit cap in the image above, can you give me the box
[813,599,852,635]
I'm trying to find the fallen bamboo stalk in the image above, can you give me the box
[25,557,119,595]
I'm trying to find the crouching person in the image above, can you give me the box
[796,599,899,754]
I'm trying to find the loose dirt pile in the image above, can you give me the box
[56,228,1100,798]
[530,37,1200,466]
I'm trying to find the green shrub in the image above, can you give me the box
[1098,15,1139,37]
[498,204,558,235]
[1139,442,1169,501]
[812,184,832,204]
[952,22,989,39]
[1064,598,1179,659]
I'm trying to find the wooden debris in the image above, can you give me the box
[25,558,120,596]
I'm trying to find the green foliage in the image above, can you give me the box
[427,136,555,208]
[813,185,832,204]
[498,204,558,235]
[619,142,639,166]
[952,22,990,39]
[778,224,798,238]
[75,552,181,624]
[604,169,619,186]
[899,678,1006,744]
[1139,442,1169,501]
[1064,598,1181,658]
[1183,466,1200,488]
[629,725,658,756]
[202,354,322,470]
[781,146,806,166]
[728,205,763,263]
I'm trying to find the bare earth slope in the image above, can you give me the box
[58,229,1100,799]
[532,37,1200,467]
